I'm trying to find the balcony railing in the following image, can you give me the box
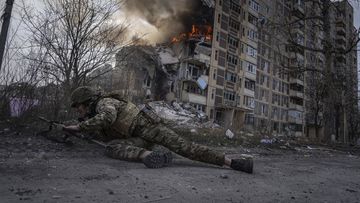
[224,100,237,108]
[290,77,304,86]
[288,116,303,124]
[289,103,304,111]
[290,90,304,98]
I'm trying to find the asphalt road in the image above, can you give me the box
[0,131,359,203]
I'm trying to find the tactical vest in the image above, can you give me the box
[100,93,140,138]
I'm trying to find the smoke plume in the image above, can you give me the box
[123,0,214,43]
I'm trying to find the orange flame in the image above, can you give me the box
[171,24,213,43]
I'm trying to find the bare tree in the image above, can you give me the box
[305,72,326,140]
[23,0,129,102]
[0,5,43,119]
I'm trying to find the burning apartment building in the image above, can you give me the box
[92,0,358,139]
[92,0,248,130]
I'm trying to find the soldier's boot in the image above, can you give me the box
[162,151,173,167]
[143,151,166,168]
[230,157,253,174]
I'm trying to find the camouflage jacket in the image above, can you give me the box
[79,97,140,139]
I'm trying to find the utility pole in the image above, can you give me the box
[0,0,14,72]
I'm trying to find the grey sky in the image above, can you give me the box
[0,0,360,67]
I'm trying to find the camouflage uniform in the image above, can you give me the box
[79,97,225,166]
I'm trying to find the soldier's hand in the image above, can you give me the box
[53,123,66,131]
[63,125,81,132]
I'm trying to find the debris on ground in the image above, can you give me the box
[225,129,234,139]
[146,101,220,129]
[260,139,274,144]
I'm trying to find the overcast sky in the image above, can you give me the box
[0,0,359,67]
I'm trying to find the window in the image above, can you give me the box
[288,110,303,120]
[247,28,258,41]
[248,13,258,25]
[230,0,241,14]
[264,60,269,73]
[226,71,237,83]
[245,78,255,91]
[245,61,257,74]
[264,5,269,14]
[185,83,206,96]
[187,63,202,80]
[246,45,257,58]
[229,18,240,30]
[245,113,254,125]
[272,79,278,90]
[249,0,260,12]
[224,91,236,101]
[227,53,238,65]
[228,35,239,48]
[244,96,255,108]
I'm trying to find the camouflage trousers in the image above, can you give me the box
[105,114,225,166]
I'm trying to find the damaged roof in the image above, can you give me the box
[117,45,161,79]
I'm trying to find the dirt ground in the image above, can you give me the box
[0,129,360,203]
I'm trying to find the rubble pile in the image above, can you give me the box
[145,101,221,129]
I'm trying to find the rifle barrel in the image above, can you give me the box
[38,116,107,148]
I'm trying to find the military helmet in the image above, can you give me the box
[70,86,99,107]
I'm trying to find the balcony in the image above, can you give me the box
[224,100,237,108]
[290,77,304,86]
[288,116,303,124]
[244,88,255,97]
[289,103,304,111]
[290,90,304,98]
[245,71,256,81]
[181,92,207,105]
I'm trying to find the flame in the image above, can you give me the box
[171,24,213,43]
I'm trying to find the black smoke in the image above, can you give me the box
[123,0,214,42]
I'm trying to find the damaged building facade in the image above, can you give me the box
[93,0,357,139]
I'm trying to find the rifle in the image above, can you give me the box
[37,116,107,147]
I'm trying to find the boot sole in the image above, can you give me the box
[163,151,173,166]
[143,152,165,168]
